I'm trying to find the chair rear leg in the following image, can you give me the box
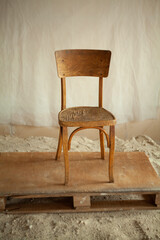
[62,126,69,185]
[55,126,63,160]
[99,127,105,159]
[109,125,115,183]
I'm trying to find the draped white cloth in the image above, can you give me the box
[0,0,160,126]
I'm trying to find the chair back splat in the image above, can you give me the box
[55,49,115,185]
[55,49,111,77]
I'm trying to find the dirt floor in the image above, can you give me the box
[0,135,160,240]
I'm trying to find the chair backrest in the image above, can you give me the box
[55,49,111,78]
[55,49,112,110]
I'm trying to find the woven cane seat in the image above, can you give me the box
[59,106,116,127]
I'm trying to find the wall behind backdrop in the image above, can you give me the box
[0,0,160,133]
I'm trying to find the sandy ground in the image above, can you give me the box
[0,135,160,240]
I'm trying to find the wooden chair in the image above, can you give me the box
[55,49,116,185]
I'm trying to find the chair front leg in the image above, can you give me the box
[55,126,63,160]
[99,126,105,159]
[109,125,115,183]
[62,126,69,185]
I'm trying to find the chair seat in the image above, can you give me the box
[59,106,116,127]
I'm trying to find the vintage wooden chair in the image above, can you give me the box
[55,49,116,185]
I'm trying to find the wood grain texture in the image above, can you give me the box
[55,49,111,78]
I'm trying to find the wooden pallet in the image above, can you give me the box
[0,152,160,213]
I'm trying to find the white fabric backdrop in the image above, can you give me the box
[0,0,160,126]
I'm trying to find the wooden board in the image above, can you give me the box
[0,152,160,213]
[55,49,111,78]
[4,195,159,213]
